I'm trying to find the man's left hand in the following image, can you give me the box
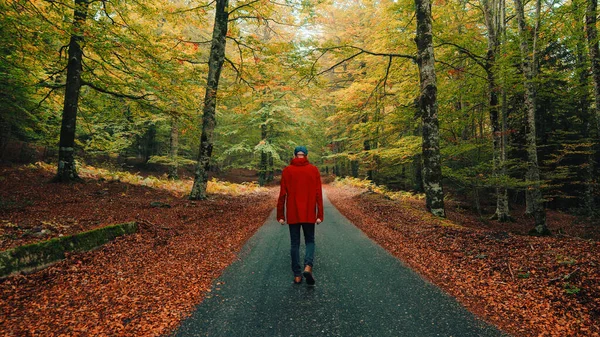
[316,218,322,225]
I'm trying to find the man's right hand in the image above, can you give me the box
[278,219,285,225]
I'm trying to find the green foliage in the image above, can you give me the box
[563,283,581,295]
[2,0,599,218]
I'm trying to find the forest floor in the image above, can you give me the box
[325,184,600,337]
[0,164,277,336]
[1,164,599,337]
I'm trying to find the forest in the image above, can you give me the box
[2,1,600,336]
[2,0,600,232]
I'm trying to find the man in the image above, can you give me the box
[277,145,324,286]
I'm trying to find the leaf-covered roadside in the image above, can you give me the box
[325,185,600,337]
[0,166,277,336]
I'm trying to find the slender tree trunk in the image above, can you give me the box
[483,0,512,221]
[168,117,179,180]
[513,0,549,234]
[54,0,89,182]
[267,151,274,183]
[258,121,268,187]
[189,0,229,199]
[364,139,373,180]
[267,124,274,183]
[415,0,445,217]
[351,159,359,178]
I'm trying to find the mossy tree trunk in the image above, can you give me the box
[586,0,600,217]
[190,0,229,199]
[588,0,600,137]
[54,0,90,183]
[513,0,549,235]
[415,0,445,217]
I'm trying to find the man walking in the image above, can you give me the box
[277,145,324,286]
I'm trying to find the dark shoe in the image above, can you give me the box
[303,271,315,286]
[293,276,303,284]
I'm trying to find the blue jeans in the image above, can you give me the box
[288,223,315,276]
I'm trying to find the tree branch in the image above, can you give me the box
[81,80,154,100]
[224,57,254,89]
[435,41,486,68]
[173,0,215,14]
[229,0,262,15]
[436,59,487,81]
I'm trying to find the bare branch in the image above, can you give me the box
[317,51,364,76]
[175,58,208,65]
[173,0,216,14]
[224,57,254,89]
[317,45,415,60]
[382,55,393,97]
[229,0,262,15]
[226,36,261,52]
[435,41,486,68]
[101,0,115,25]
[31,86,62,112]
[176,38,212,45]
[81,80,153,100]
[228,15,300,27]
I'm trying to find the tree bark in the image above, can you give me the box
[415,0,445,217]
[189,0,229,199]
[483,0,512,221]
[587,0,600,137]
[258,120,268,187]
[585,0,599,216]
[267,124,274,183]
[168,117,179,180]
[54,0,89,182]
[513,0,549,234]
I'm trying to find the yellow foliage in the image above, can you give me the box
[32,162,266,197]
[332,177,424,201]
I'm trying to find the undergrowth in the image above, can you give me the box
[332,177,425,201]
[30,162,267,197]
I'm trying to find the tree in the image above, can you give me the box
[190,0,230,199]
[513,0,549,234]
[415,0,445,217]
[588,0,600,137]
[54,0,90,182]
[482,0,512,221]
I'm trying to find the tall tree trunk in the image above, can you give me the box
[415,0,445,217]
[189,0,229,199]
[483,0,512,221]
[54,0,89,182]
[588,0,600,137]
[168,117,179,180]
[585,0,599,216]
[513,0,549,234]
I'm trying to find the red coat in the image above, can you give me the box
[277,157,324,224]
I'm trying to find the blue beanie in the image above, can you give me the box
[294,145,308,156]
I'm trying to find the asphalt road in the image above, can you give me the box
[172,193,508,337]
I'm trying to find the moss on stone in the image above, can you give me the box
[0,222,137,278]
